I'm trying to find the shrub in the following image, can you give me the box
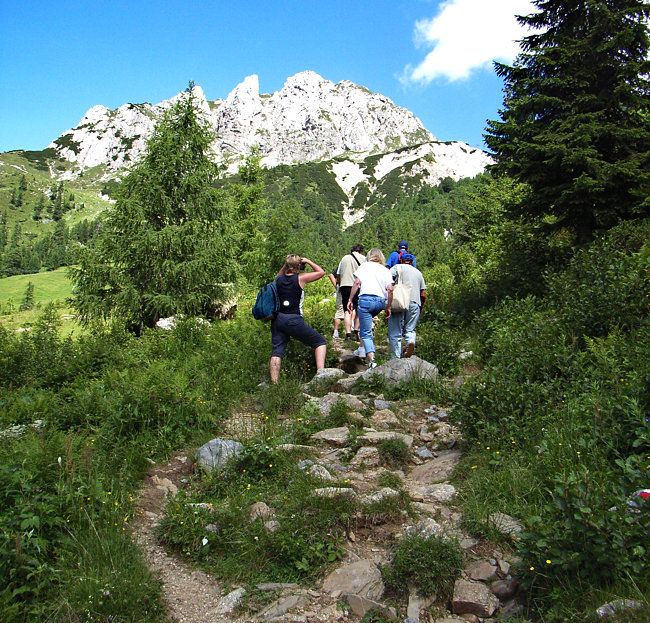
[382,534,463,598]
[519,467,650,590]
[376,438,410,467]
[546,219,650,341]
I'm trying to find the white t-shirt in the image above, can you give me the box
[354,261,393,298]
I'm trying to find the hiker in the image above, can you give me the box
[269,255,327,384]
[386,240,417,269]
[335,244,366,341]
[388,252,426,359]
[347,248,393,369]
[328,270,345,338]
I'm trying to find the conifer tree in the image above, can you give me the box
[71,83,239,333]
[33,195,45,220]
[19,282,35,311]
[485,0,650,242]
[0,214,7,250]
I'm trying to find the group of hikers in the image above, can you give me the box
[268,241,426,383]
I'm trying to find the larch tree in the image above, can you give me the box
[485,0,650,243]
[71,83,239,334]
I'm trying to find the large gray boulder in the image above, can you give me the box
[361,356,438,386]
[195,438,243,472]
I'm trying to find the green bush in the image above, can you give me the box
[520,469,649,584]
[546,219,650,341]
[453,220,650,613]
[376,438,411,467]
[382,534,463,598]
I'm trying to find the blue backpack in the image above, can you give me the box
[252,280,280,321]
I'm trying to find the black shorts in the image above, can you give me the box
[339,286,359,311]
[271,313,326,358]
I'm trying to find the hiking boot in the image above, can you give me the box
[353,330,360,341]
[345,333,353,341]
[403,342,415,358]
[332,330,339,339]
[368,361,378,369]
[353,346,366,358]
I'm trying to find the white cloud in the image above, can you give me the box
[402,0,536,84]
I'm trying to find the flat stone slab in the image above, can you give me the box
[311,426,350,445]
[405,518,444,539]
[311,392,366,416]
[410,450,462,483]
[311,487,355,498]
[322,559,384,601]
[257,593,310,619]
[358,487,400,506]
[350,446,381,467]
[408,483,457,503]
[370,409,400,429]
[302,368,346,392]
[360,431,414,447]
[344,594,397,619]
[466,560,498,582]
[215,587,246,615]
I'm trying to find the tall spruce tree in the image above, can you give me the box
[485,0,650,242]
[71,83,238,333]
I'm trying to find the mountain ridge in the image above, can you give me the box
[46,71,489,180]
[1,72,491,228]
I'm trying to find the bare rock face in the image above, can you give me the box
[48,72,492,211]
[50,72,432,175]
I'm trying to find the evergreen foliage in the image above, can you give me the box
[70,84,242,333]
[19,281,35,311]
[485,0,650,242]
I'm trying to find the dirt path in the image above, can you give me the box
[132,454,229,623]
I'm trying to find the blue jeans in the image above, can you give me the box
[357,295,386,355]
[388,301,421,358]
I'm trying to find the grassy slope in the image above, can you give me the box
[0,267,73,303]
[0,268,78,335]
[0,151,113,237]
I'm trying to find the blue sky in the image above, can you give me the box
[0,0,534,153]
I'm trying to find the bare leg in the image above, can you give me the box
[314,344,326,370]
[343,310,352,335]
[270,356,282,384]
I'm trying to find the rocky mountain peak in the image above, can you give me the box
[49,72,440,177]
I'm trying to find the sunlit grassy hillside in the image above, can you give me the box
[0,268,78,334]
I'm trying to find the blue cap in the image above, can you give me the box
[399,253,415,263]
[398,240,408,249]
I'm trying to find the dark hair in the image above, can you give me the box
[351,244,364,254]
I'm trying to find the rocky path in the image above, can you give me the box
[132,342,523,623]
[132,455,230,623]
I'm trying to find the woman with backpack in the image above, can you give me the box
[269,254,327,383]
